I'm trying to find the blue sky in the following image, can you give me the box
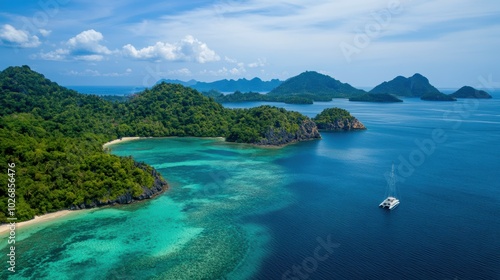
[1,0,499,88]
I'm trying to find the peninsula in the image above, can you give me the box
[1,66,349,222]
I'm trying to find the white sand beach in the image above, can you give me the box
[0,210,75,235]
[102,137,142,149]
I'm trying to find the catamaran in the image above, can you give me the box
[379,163,400,210]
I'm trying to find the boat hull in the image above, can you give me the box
[379,196,400,210]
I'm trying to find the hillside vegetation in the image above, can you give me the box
[0,66,321,221]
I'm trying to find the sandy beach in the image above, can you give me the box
[0,210,76,235]
[102,137,142,149]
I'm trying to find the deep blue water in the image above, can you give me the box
[2,91,499,279]
[225,97,500,279]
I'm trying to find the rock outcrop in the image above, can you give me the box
[316,118,366,131]
[70,163,168,210]
[255,119,321,146]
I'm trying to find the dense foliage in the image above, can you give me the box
[313,108,366,131]
[0,66,166,222]
[313,108,354,125]
[227,106,309,143]
[0,66,317,221]
[203,90,314,104]
[349,93,403,103]
[369,74,441,97]
[268,71,366,100]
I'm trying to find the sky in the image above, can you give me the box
[1,0,499,88]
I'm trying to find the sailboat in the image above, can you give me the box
[379,163,400,210]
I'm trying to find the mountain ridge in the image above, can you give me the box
[158,77,282,92]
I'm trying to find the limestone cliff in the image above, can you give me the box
[255,119,321,146]
[316,118,366,131]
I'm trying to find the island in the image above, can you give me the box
[268,71,366,100]
[202,90,314,104]
[0,65,331,222]
[450,86,492,99]
[313,108,366,131]
[370,73,442,97]
[200,71,367,105]
[349,93,403,103]
[420,92,457,101]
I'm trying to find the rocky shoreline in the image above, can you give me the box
[70,162,168,210]
[255,119,321,146]
[317,118,366,132]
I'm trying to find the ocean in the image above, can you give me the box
[1,93,499,279]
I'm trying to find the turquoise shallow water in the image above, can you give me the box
[2,97,500,279]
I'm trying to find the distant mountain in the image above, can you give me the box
[370,73,441,97]
[349,93,403,103]
[450,86,492,99]
[157,77,282,92]
[268,71,366,100]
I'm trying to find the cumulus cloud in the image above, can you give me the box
[39,29,113,61]
[122,35,220,63]
[0,24,40,48]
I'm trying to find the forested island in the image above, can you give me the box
[450,86,492,99]
[369,73,442,97]
[349,93,403,103]
[199,71,366,104]
[313,108,366,131]
[2,66,357,222]
[176,72,492,105]
[202,90,314,104]
[367,74,492,101]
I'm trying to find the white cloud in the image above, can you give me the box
[171,68,191,75]
[67,29,112,54]
[201,65,246,77]
[67,68,132,77]
[39,29,113,61]
[224,56,238,63]
[0,24,40,48]
[122,35,220,63]
[39,48,69,61]
[248,58,267,68]
[39,29,52,37]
